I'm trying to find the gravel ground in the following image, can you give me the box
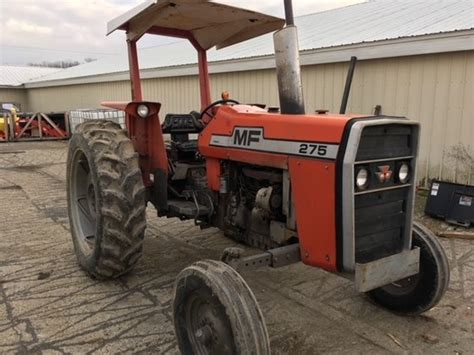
[0,141,472,354]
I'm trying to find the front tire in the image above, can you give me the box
[173,260,270,355]
[367,222,450,315]
[67,120,146,279]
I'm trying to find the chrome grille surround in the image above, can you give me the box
[341,119,420,272]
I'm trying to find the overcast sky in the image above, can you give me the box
[0,0,366,66]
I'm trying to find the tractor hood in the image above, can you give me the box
[107,0,285,50]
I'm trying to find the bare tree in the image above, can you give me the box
[28,60,81,68]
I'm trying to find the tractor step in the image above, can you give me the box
[168,199,210,218]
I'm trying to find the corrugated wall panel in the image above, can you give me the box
[460,52,474,185]
[0,88,28,111]
[25,51,473,184]
[27,81,131,112]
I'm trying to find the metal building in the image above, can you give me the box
[1,0,473,185]
[0,66,60,112]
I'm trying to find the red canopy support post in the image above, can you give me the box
[127,39,143,101]
[197,48,212,111]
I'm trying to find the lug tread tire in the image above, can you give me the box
[173,260,270,355]
[67,120,146,279]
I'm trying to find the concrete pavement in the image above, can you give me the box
[0,141,472,354]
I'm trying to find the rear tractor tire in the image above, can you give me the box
[367,222,450,315]
[173,260,271,355]
[67,120,147,279]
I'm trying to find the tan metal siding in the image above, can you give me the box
[300,52,474,186]
[25,51,473,184]
[26,81,131,112]
[0,88,28,111]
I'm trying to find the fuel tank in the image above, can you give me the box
[199,104,364,169]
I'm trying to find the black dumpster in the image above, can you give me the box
[425,180,474,227]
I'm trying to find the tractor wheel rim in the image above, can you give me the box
[70,149,97,256]
[184,291,235,355]
[382,273,420,296]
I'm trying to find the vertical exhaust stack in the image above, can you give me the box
[274,0,305,115]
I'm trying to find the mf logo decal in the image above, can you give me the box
[233,128,262,146]
[210,127,339,160]
[376,165,393,183]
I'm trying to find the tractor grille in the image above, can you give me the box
[356,125,413,161]
[353,124,417,264]
[354,187,408,262]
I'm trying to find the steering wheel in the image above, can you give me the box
[200,99,240,121]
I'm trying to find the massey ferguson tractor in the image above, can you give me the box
[66,0,450,353]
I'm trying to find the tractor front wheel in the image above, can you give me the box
[173,260,270,355]
[67,120,147,279]
[367,222,450,315]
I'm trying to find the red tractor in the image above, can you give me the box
[66,1,449,353]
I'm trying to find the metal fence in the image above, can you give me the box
[69,109,126,133]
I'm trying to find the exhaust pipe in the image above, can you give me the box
[274,0,305,115]
[340,56,358,114]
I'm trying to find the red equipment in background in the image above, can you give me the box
[0,111,68,142]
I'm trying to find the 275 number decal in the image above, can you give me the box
[298,144,328,156]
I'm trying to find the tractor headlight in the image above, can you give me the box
[355,167,369,190]
[398,163,410,183]
[137,104,149,118]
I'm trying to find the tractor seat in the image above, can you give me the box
[162,113,203,134]
[174,140,198,153]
